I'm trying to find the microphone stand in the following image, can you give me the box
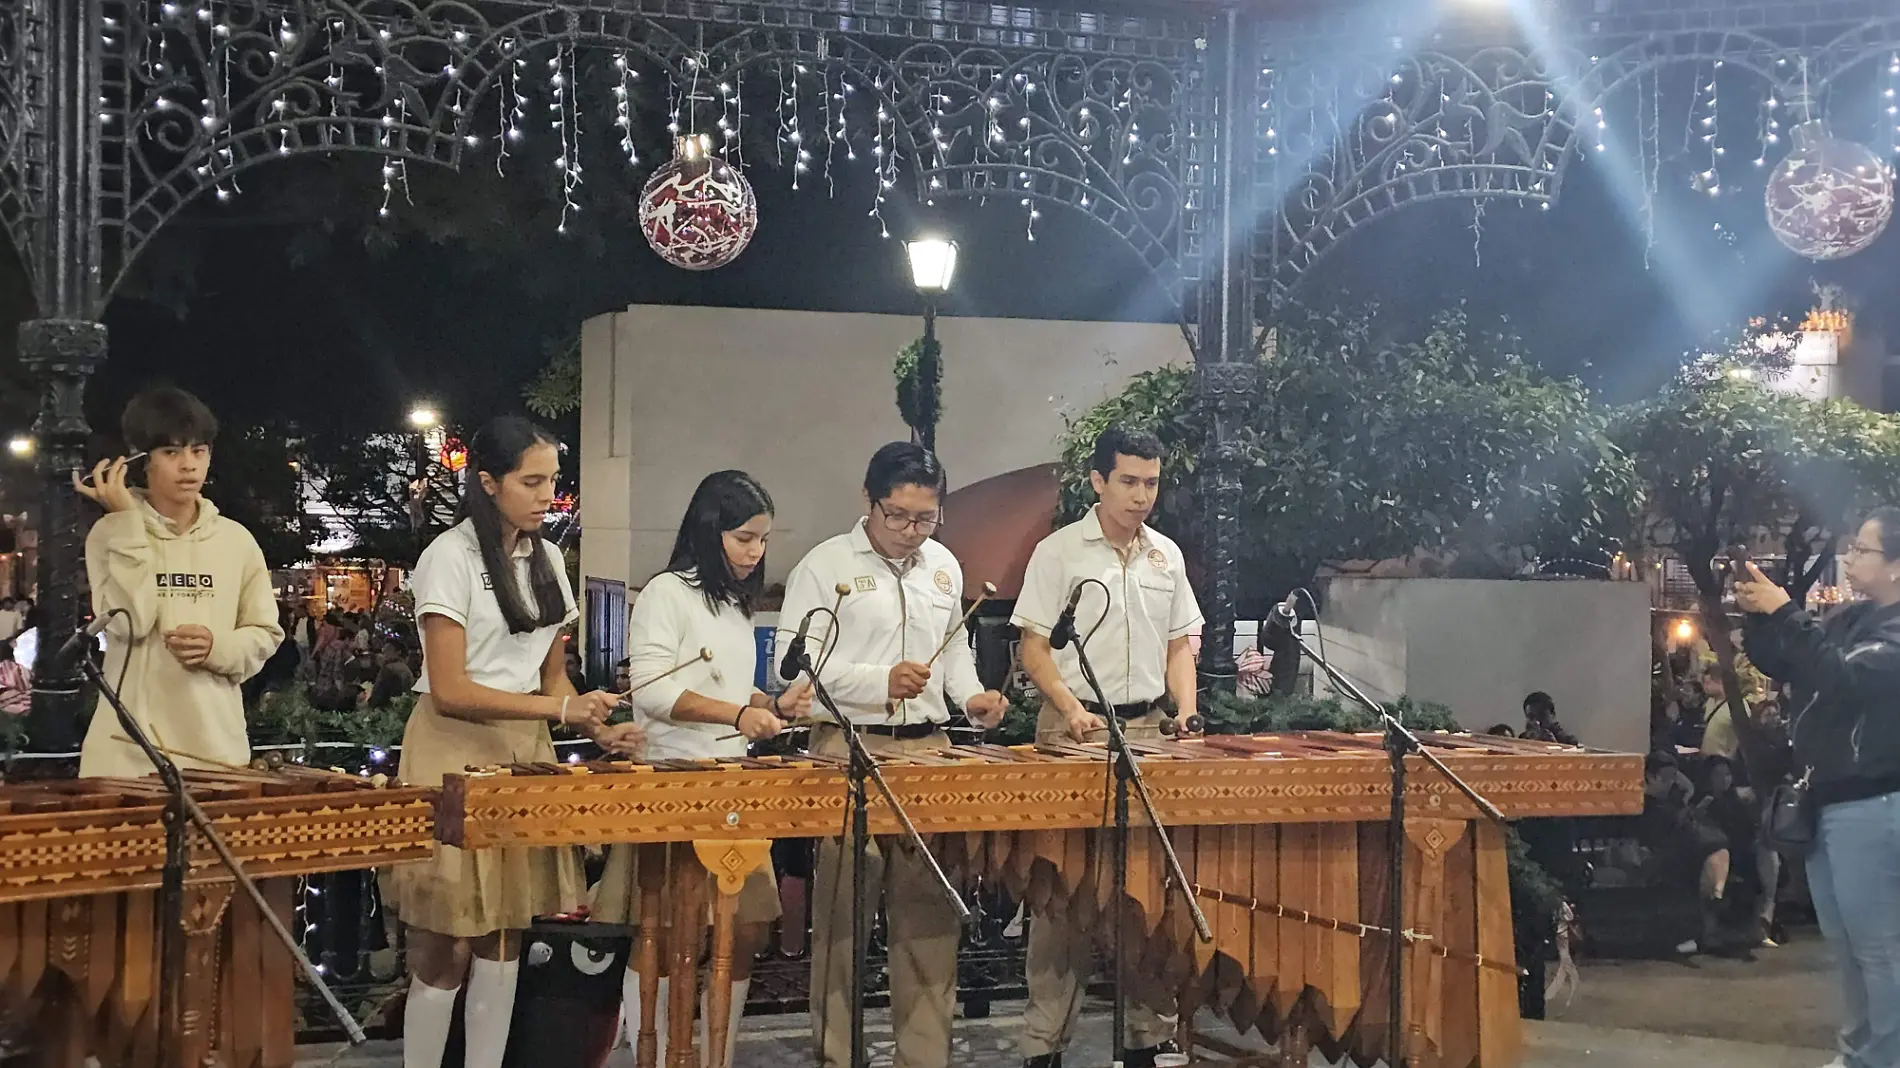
[1273,615,1505,1068]
[74,647,368,1066]
[1051,616,1211,1068]
[791,648,970,1068]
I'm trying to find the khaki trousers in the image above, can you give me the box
[1022,703,1175,1058]
[810,725,962,1068]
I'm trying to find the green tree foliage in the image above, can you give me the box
[207,422,310,568]
[1613,322,1900,782]
[523,337,583,420]
[1055,305,1640,615]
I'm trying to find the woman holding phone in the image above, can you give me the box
[387,416,642,1068]
[1738,508,1900,1068]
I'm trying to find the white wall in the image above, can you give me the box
[1316,577,1652,753]
[580,305,1189,593]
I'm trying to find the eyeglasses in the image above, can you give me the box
[874,501,941,535]
[1845,543,1886,559]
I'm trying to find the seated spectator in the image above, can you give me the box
[1639,748,1737,956]
[1521,692,1579,745]
[366,642,417,709]
[310,620,359,711]
[612,657,632,695]
[0,640,29,717]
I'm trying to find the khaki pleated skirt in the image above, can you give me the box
[592,842,782,926]
[383,694,585,938]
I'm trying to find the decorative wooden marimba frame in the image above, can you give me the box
[439,731,1642,1068]
[0,767,435,1068]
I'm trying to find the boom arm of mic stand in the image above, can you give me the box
[78,656,370,1045]
[1279,627,1505,824]
[798,660,970,922]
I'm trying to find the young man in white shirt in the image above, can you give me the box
[1010,425,1203,1068]
[779,442,1010,1068]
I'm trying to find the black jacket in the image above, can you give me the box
[1742,600,1900,808]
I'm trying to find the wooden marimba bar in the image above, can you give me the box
[0,766,435,1068]
[440,731,1643,1068]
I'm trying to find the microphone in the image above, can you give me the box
[55,614,112,670]
[1263,591,1301,641]
[1048,582,1087,651]
[779,608,818,681]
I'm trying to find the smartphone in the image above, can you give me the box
[1715,543,1752,592]
[77,451,148,486]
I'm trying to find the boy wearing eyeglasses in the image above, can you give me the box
[778,441,1008,1068]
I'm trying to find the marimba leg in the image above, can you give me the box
[634,844,667,1068]
[665,850,703,1068]
[691,841,770,1068]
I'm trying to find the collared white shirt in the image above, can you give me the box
[1011,505,1202,706]
[627,570,759,760]
[777,520,983,725]
[412,520,577,696]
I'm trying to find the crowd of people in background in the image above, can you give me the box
[240,601,426,714]
[0,596,39,717]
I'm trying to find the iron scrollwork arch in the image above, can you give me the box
[79,0,1208,314]
[1253,14,1900,318]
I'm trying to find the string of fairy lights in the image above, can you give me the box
[145,3,1895,260]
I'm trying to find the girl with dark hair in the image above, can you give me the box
[387,416,643,1068]
[594,470,811,1067]
[1739,506,1900,1068]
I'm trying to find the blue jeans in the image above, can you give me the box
[1809,791,1900,1068]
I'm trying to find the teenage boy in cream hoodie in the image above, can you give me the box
[74,387,283,779]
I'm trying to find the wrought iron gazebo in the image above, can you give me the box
[5,0,1897,729]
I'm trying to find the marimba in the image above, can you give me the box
[0,766,436,1068]
[439,731,1642,1068]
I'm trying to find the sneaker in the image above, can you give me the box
[1124,1040,1181,1068]
[1815,1058,1845,1068]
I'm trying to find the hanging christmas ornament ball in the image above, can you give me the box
[1764,120,1893,261]
[638,133,758,271]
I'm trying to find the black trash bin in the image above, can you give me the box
[441,919,632,1068]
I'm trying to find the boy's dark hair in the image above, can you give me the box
[863,442,947,502]
[121,386,219,453]
[1089,426,1164,479]
[1523,691,1556,715]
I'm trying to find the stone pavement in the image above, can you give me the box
[298,1001,1832,1068]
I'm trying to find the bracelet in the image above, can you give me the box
[559,695,570,725]
[733,706,747,731]
[770,692,782,716]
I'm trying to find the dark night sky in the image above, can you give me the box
[83,88,1900,440]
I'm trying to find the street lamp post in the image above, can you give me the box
[405,406,443,554]
[903,238,957,453]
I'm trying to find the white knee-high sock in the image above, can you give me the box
[402,977,461,1068]
[718,980,750,1068]
[463,957,520,1068]
[621,972,671,1063]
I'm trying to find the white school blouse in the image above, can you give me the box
[411,520,577,696]
[627,570,760,760]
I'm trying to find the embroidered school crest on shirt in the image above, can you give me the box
[1147,549,1168,570]
[854,575,877,593]
[933,570,953,594]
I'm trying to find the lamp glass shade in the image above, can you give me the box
[905,238,958,292]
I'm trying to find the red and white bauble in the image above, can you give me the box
[1764,121,1894,261]
[638,133,758,271]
